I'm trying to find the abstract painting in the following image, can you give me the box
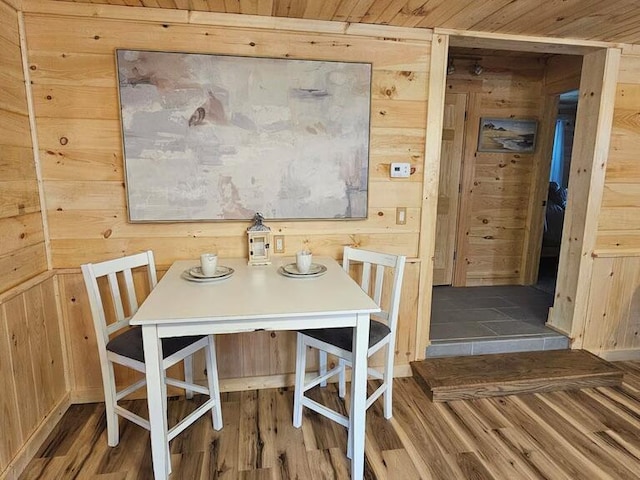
[116,50,372,222]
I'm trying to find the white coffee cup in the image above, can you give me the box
[296,250,312,274]
[200,253,218,277]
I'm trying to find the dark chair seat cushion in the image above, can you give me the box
[300,320,391,352]
[107,326,206,363]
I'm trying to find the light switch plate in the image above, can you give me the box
[273,235,285,253]
[390,162,411,178]
[396,207,407,225]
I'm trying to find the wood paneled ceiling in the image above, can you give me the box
[53,0,640,44]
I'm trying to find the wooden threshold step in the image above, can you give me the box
[410,349,623,402]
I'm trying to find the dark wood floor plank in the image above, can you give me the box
[537,390,609,432]
[18,361,640,480]
[517,393,640,480]
[490,426,574,480]
[273,388,312,479]
[301,384,349,452]
[456,451,496,480]
[392,378,466,479]
[207,398,241,479]
[306,448,351,480]
[491,395,616,479]
[379,449,421,480]
[589,386,640,423]
[19,456,67,480]
[442,400,543,480]
[563,389,640,450]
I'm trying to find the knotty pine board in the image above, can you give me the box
[446,53,545,285]
[23,13,430,269]
[0,2,47,293]
[0,276,65,474]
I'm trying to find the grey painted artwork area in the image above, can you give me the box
[116,50,372,221]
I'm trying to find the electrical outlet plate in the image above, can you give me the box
[273,235,285,253]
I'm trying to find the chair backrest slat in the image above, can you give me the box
[107,271,126,323]
[81,251,157,361]
[373,264,385,306]
[360,262,371,293]
[122,268,139,314]
[342,246,406,334]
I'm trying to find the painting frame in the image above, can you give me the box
[477,117,538,153]
[115,49,372,223]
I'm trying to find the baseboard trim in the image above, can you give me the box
[598,349,640,362]
[0,393,71,480]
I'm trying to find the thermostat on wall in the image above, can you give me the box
[390,162,411,178]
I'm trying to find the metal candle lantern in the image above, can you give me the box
[247,213,271,266]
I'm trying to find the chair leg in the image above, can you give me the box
[383,343,394,419]
[204,336,223,430]
[319,350,328,387]
[160,369,172,475]
[293,333,307,428]
[338,358,347,398]
[184,355,194,400]
[104,362,120,447]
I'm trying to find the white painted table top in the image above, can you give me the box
[130,257,379,326]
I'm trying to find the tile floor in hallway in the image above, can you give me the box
[427,284,570,357]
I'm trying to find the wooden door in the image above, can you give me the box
[433,93,467,285]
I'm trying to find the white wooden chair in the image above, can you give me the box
[293,247,406,451]
[81,250,223,449]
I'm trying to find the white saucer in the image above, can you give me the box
[183,266,234,282]
[279,263,327,278]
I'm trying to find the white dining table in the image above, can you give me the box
[129,256,380,479]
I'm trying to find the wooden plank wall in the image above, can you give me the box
[0,1,47,292]
[447,54,546,285]
[0,3,68,477]
[583,45,640,358]
[24,14,429,267]
[21,11,430,397]
[0,274,67,477]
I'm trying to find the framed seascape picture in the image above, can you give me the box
[477,118,538,153]
[116,49,372,222]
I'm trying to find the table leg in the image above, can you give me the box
[142,325,169,480]
[350,312,370,479]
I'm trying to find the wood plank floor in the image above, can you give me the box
[19,361,640,480]
[411,350,624,401]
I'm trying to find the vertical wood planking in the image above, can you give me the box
[548,48,621,342]
[415,32,448,360]
[580,48,640,359]
[520,94,559,284]
[0,276,66,476]
[447,54,546,286]
[0,301,23,470]
[583,256,640,356]
[433,92,466,286]
[0,2,61,473]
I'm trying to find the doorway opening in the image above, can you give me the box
[428,46,582,357]
[536,90,578,296]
